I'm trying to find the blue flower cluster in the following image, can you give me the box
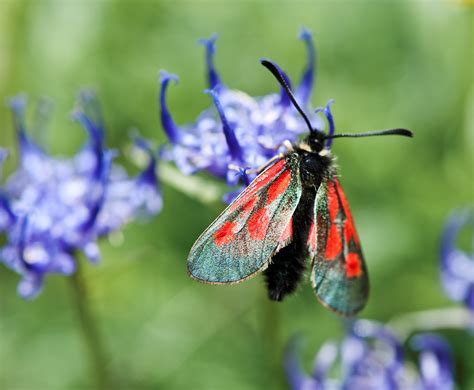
[0,92,161,299]
[285,208,474,390]
[286,320,454,390]
[440,208,474,311]
[159,29,324,202]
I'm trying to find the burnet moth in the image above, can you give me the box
[187,59,413,316]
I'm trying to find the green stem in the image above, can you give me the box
[159,164,223,204]
[388,306,473,340]
[69,261,109,389]
[260,291,281,385]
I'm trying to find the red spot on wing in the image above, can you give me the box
[325,224,341,260]
[213,221,236,247]
[267,170,291,204]
[247,207,270,241]
[229,159,286,213]
[279,217,293,242]
[308,221,317,252]
[327,180,339,221]
[242,196,259,214]
[334,179,360,245]
[344,221,359,246]
[345,252,362,278]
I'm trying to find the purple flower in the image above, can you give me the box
[440,208,474,311]
[285,320,455,390]
[158,28,324,202]
[411,334,454,390]
[0,92,161,299]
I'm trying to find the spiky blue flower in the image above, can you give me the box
[285,320,454,390]
[158,28,326,202]
[440,208,474,311]
[0,92,161,299]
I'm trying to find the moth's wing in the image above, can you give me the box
[308,171,369,316]
[188,156,302,284]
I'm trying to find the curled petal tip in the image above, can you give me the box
[296,28,316,106]
[131,131,156,158]
[198,33,219,49]
[71,110,104,152]
[78,89,97,103]
[315,99,335,148]
[159,69,179,84]
[199,33,222,89]
[159,70,182,144]
[8,96,28,134]
[70,109,82,122]
[298,27,313,41]
[76,89,104,130]
[8,95,27,112]
[0,148,8,162]
[17,276,43,300]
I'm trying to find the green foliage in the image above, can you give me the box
[0,1,472,389]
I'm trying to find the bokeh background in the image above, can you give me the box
[0,1,472,389]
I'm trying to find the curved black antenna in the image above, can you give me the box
[261,59,315,133]
[326,128,413,139]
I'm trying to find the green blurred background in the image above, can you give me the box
[0,1,472,389]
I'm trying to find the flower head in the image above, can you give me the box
[158,28,326,202]
[0,92,161,299]
[440,208,474,311]
[285,320,454,390]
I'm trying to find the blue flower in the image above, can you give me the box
[158,28,324,202]
[440,208,474,311]
[411,334,454,390]
[0,92,161,299]
[285,320,454,390]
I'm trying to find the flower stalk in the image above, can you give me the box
[388,306,473,340]
[69,259,109,389]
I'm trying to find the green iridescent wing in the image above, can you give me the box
[308,171,369,316]
[188,154,302,284]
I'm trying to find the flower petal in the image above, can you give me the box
[198,33,223,90]
[312,341,338,383]
[284,338,321,390]
[17,273,43,300]
[296,27,316,106]
[411,333,454,390]
[440,208,474,310]
[159,70,182,144]
[205,88,244,163]
[315,99,335,148]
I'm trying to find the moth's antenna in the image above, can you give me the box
[261,59,315,134]
[326,128,413,139]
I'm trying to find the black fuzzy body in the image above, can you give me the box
[263,148,332,301]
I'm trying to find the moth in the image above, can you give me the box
[187,59,412,316]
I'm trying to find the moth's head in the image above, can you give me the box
[303,129,326,154]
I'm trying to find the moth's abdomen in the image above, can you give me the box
[264,240,307,301]
[263,185,316,301]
